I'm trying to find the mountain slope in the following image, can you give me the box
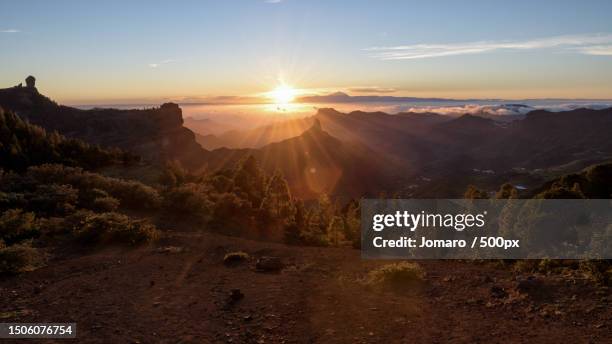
[200,119,398,199]
[0,107,134,170]
[253,119,395,198]
[0,79,207,169]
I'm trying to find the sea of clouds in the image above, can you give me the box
[350,101,612,117]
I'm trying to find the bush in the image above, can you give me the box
[92,196,120,212]
[512,259,570,274]
[298,229,330,247]
[162,183,212,220]
[0,244,45,274]
[26,164,161,211]
[108,180,161,210]
[223,251,249,266]
[209,193,253,234]
[74,212,159,246]
[29,184,78,215]
[0,209,38,245]
[579,260,612,285]
[37,217,68,237]
[366,262,425,291]
[0,107,133,171]
[0,191,27,210]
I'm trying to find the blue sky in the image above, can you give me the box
[2,0,612,103]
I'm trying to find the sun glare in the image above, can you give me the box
[269,84,297,105]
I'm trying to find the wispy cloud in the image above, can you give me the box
[575,45,612,56]
[264,0,283,3]
[366,33,612,60]
[1,29,20,33]
[148,59,175,68]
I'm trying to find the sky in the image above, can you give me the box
[2,0,612,104]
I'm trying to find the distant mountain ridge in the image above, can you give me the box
[197,105,612,197]
[3,78,612,199]
[297,91,464,103]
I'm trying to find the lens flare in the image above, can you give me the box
[269,84,296,104]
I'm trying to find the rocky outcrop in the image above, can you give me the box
[25,75,36,89]
[0,78,208,169]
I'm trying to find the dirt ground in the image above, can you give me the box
[1,230,610,343]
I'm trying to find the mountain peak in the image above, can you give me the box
[311,118,322,131]
[315,108,342,116]
[329,91,350,98]
[302,118,326,137]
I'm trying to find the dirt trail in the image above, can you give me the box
[1,230,610,343]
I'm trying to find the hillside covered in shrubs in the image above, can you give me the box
[0,107,161,273]
[0,106,361,274]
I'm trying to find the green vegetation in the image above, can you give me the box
[156,155,361,245]
[0,208,38,246]
[0,107,159,274]
[534,163,612,199]
[0,244,45,274]
[0,107,137,171]
[74,212,159,246]
[489,163,612,284]
[365,262,426,291]
[0,106,363,274]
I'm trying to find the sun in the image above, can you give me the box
[268,84,297,104]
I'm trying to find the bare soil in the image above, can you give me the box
[1,230,610,343]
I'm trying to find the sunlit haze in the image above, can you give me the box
[268,84,297,105]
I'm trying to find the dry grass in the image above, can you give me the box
[365,262,425,291]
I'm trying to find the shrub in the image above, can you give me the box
[0,108,132,171]
[223,251,249,266]
[512,259,568,274]
[298,229,330,247]
[28,184,78,215]
[579,260,612,285]
[0,192,26,211]
[37,217,67,237]
[0,244,45,274]
[365,262,425,291]
[162,183,212,220]
[209,193,253,234]
[108,180,161,210]
[92,196,120,212]
[26,164,161,211]
[74,212,159,246]
[0,209,38,245]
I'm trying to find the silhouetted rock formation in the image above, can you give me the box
[25,75,36,89]
[309,118,322,132]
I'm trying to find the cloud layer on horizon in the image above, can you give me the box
[366,33,612,60]
[371,103,612,117]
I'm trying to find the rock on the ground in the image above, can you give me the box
[256,257,284,272]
